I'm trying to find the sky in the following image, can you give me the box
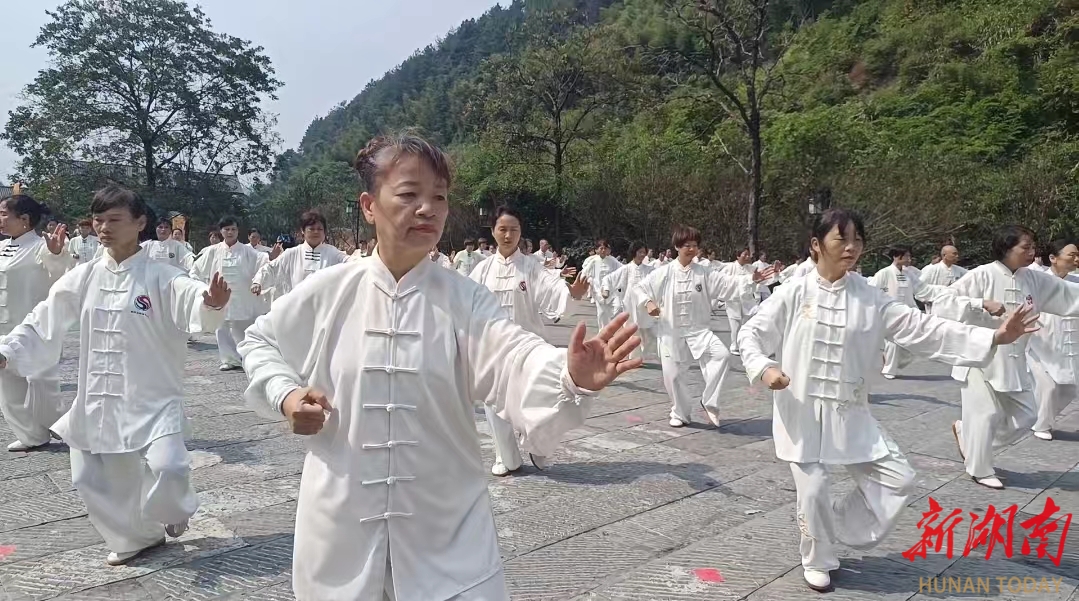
[0,0,503,182]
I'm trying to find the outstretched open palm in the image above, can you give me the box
[993,304,1039,346]
[567,313,644,391]
[45,224,68,255]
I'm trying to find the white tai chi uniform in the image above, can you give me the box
[635,261,756,424]
[0,249,223,552]
[719,261,759,354]
[429,250,452,270]
[1027,277,1079,434]
[946,263,1079,477]
[191,241,268,367]
[253,242,348,301]
[581,255,622,330]
[239,253,597,601]
[142,239,194,271]
[452,249,482,277]
[470,249,571,474]
[737,271,997,573]
[67,235,101,266]
[0,231,72,447]
[921,262,967,287]
[602,260,656,360]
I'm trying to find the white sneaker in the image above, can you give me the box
[803,568,832,592]
[669,417,688,428]
[219,363,241,372]
[973,476,1004,489]
[491,462,511,477]
[882,373,896,380]
[165,519,188,538]
[1033,430,1053,441]
[729,349,740,357]
[106,538,165,566]
[6,440,46,452]
[952,421,965,460]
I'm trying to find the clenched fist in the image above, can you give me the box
[282,387,332,435]
[762,367,790,390]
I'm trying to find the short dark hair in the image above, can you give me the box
[354,131,453,193]
[0,194,50,228]
[89,185,148,219]
[463,238,476,247]
[810,208,865,245]
[248,228,260,236]
[77,218,93,227]
[888,246,911,259]
[629,241,646,256]
[595,238,610,249]
[218,216,238,229]
[1045,239,1073,263]
[991,225,1035,262]
[300,210,327,230]
[157,218,171,227]
[671,225,701,249]
[493,205,523,225]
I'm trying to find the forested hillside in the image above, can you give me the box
[253,0,1079,268]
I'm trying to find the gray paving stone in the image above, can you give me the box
[4,305,1078,601]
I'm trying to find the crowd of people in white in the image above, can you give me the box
[0,131,1073,598]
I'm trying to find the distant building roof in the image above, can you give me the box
[0,184,12,199]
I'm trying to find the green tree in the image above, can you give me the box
[463,10,630,243]
[620,0,812,253]
[2,0,282,191]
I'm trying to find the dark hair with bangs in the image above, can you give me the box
[493,205,523,225]
[991,225,1035,262]
[810,208,865,244]
[89,185,148,219]
[671,225,701,249]
[300,210,327,230]
[354,131,453,193]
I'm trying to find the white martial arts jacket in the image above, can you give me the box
[581,255,621,306]
[634,261,756,363]
[947,262,1079,392]
[429,250,452,269]
[470,249,570,334]
[239,255,596,601]
[0,231,73,336]
[253,242,348,299]
[920,262,968,287]
[720,261,760,319]
[737,273,997,464]
[0,250,224,453]
[190,241,269,322]
[1027,274,1079,385]
[142,239,194,271]
[602,261,655,329]
[452,249,482,276]
[67,235,101,265]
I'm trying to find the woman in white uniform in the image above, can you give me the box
[737,208,1034,592]
[1025,239,1079,441]
[240,133,642,601]
[0,190,73,450]
[470,205,585,476]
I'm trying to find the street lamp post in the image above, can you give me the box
[346,200,360,251]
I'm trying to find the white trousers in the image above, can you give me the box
[881,341,913,377]
[70,433,199,553]
[383,562,508,600]
[789,436,916,571]
[484,404,525,472]
[633,327,657,362]
[594,301,617,330]
[660,334,731,423]
[1029,360,1077,433]
[726,314,743,354]
[959,368,1037,478]
[216,319,255,366]
[0,366,64,447]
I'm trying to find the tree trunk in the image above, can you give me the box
[143,140,156,191]
[554,144,563,247]
[746,112,763,255]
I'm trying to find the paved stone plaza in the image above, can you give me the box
[0,299,1077,600]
